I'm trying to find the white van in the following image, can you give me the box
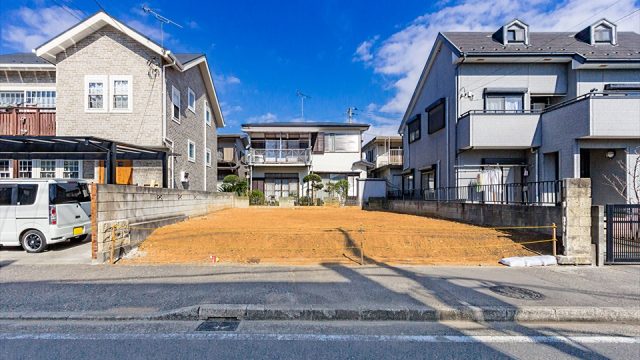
[0,179,91,253]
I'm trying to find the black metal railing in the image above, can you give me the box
[387,180,562,206]
[605,204,640,264]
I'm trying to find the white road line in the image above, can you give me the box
[0,333,638,344]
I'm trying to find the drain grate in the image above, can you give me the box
[487,285,545,300]
[196,318,240,332]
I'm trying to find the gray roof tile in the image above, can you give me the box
[0,53,50,65]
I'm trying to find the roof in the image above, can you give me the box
[174,53,205,64]
[242,122,370,129]
[218,133,248,138]
[0,53,55,69]
[441,31,640,61]
[362,135,402,149]
[33,11,225,128]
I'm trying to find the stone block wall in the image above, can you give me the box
[557,178,592,265]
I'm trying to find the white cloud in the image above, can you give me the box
[357,0,640,114]
[213,74,242,92]
[221,104,243,117]
[353,35,379,63]
[1,6,83,52]
[247,112,278,123]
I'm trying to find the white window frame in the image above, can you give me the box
[204,100,212,127]
[187,140,196,162]
[206,148,212,167]
[171,85,181,123]
[0,159,12,178]
[85,75,108,112]
[62,160,82,179]
[18,160,33,178]
[110,75,133,112]
[38,159,57,178]
[187,87,196,113]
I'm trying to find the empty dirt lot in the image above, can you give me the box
[123,207,551,265]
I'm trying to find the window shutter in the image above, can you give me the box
[313,132,324,154]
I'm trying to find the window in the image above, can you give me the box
[63,160,80,178]
[18,160,32,178]
[85,75,107,111]
[507,28,525,43]
[17,184,38,205]
[426,99,446,134]
[408,114,421,143]
[421,170,436,191]
[324,134,359,152]
[26,91,56,107]
[594,25,612,43]
[485,94,523,111]
[49,182,90,205]
[187,88,196,112]
[206,148,212,167]
[111,76,132,111]
[187,140,196,162]
[0,160,11,178]
[204,101,212,126]
[39,160,56,178]
[172,86,181,122]
[0,91,25,106]
[0,185,12,205]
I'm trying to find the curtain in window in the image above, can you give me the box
[486,97,502,111]
[504,96,522,111]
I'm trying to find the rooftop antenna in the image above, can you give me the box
[142,5,183,50]
[296,90,310,121]
[346,107,358,124]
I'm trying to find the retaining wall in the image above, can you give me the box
[90,184,248,262]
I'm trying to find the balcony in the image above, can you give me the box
[0,107,56,136]
[376,149,403,167]
[541,93,640,138]
[248,148,311,165]
[457,110,540,150]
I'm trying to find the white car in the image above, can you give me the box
[0,179,91,253]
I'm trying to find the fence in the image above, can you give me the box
[605,204,640,264]
[388,180,562,205]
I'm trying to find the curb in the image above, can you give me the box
[2,305,639,323]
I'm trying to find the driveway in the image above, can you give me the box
[0,237,92,265]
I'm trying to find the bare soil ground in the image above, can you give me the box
[123,207,551,265]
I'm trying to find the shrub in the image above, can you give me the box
[298,196,312,206]
[219,175,248,196]
[249,189,265,205]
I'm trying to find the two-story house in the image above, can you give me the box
[399,19,640,205]
[361,135,403,191]
[0,11,225,191]
[241,122,370,200]
[217,133,249,188]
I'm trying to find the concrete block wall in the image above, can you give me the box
[558,178,593,265]
[90,184,246,262]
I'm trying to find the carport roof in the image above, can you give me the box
[0,135,168,160]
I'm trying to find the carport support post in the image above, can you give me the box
[161,151,168,188]
[106,142,117,185]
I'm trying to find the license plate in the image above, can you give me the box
[73,227,84,236]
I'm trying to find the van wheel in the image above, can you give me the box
[21,230,47,253]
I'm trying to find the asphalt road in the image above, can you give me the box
[1,320,638,359]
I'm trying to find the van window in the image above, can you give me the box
[17,184,38,205]
[0,185,13,205]
[49,182,91,204]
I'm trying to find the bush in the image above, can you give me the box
[297,196,312,206]
[219,175,248,196]
[249,189,265,205]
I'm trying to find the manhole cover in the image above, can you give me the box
[196,319,240,332]
[487,285,545,300]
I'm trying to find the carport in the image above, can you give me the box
[0,136,168,186]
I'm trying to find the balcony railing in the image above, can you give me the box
[388,180,562,206]
[377,149,403,167]
[248,148,311,165]
[0,107,56,136]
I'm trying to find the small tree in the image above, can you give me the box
[325,182,336,198]
[303,173,322,203]
[219,175,248,196]
[335,179,349,203]
[602,147,640,204]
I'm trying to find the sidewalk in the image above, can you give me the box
[0,262,638,322]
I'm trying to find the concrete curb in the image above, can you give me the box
[1,305,639,323]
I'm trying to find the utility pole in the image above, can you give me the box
[142,5,183,50]
[296,90,310,121]
[346,107,358,124]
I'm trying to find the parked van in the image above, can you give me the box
[0,179,91,253]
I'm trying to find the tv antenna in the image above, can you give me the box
[142,5,183,50]
[346,107,358,123]
[296,90,310,120]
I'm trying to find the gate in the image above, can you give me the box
[606,204,640,264]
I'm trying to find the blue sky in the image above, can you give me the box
[1,1,639,138]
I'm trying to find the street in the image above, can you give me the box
[1,320,638,359]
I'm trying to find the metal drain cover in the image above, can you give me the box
[196,319,240,332]
[488,285,545,300]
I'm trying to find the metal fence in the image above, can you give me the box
[606,204,640,264]
[387,180,562,206]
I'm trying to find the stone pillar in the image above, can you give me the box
[557,178,592,265]
[591,205,605,266]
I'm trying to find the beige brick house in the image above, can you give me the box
[28,11,225,191]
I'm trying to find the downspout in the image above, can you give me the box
[162,56,177,188]
[452,52,466,188]
[203,102,207,191]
